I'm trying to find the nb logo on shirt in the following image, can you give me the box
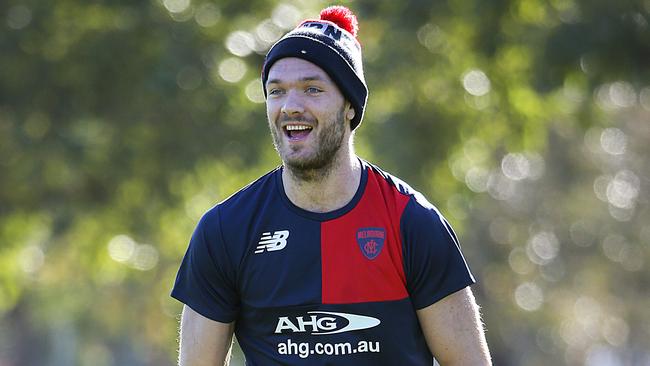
[255,230,289,254]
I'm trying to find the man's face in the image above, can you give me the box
[265,57,351,173]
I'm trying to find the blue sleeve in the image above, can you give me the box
[171,206,239,323]
[401,196,475,310]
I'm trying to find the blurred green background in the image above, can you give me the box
[1,0,649,365]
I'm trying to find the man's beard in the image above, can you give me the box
[270,107,347,181]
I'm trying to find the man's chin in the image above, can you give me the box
[284,156,317,170]
[283,153,330,172]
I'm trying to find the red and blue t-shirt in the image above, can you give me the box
[171,160,475,365]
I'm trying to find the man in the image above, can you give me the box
[171,6,491,365]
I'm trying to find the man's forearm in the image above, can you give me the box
[178,305,235,366]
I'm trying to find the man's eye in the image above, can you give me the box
[306,87,322,94]
[268,88,284,95]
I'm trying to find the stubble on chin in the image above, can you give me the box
[271,108,347,182]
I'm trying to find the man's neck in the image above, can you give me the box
[282,153,362,213]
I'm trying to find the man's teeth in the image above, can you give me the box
[286,125,312,131]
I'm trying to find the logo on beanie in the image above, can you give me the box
[298,21,361,54]
[301,22,343,41]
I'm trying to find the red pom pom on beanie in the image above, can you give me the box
[320,6,358,37]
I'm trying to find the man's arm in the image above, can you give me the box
[416,286,492,365]
[178,305,235,366]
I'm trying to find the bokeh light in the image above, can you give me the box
[255,19,283,45]
[108,235,159,271]
[465,167,489,192]
[600,128,627,155]
[417,24,448,53]
[606,170,639,209]
[462,69,491,96]
[526,231,560,266]
[595,81,637,110]
[271,3,302,29]
[245,79,266,104]
[226,31,256,57]
[194,3,221,27]
[108,235,136,263]
[19,245,45,274]
[508,247,535,275]
[218,57,247,83]
[162,0,190,14]
[6,5,32,30]
[514,282,544,311]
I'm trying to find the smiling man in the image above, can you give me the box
[266,58,350,182]
[171,6,492,366]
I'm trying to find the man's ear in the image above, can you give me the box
[346,106,356,121]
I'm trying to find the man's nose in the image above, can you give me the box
[280,90,305,116]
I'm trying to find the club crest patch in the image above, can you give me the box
[356,228,386,260]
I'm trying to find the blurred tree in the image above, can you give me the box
[0,0,648,365]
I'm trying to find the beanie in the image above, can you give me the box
[261,6,368,130]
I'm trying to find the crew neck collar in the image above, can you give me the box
[275,159,369,222]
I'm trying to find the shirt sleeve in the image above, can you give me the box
[401,196,476,310]
[171,206,240,323]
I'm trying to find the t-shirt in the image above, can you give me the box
[171,160,475,365]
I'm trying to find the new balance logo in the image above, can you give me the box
[255,230,289,254]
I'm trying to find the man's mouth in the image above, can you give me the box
[283,124,313,140]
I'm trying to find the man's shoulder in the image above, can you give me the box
[363,160,437,212]
[364,162,461,252]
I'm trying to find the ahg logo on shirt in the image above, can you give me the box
[275,311,381,335]
[255,230,289,254]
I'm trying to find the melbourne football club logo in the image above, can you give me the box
[356,228,386,260]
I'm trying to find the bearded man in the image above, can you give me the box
[172,6,492,365]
